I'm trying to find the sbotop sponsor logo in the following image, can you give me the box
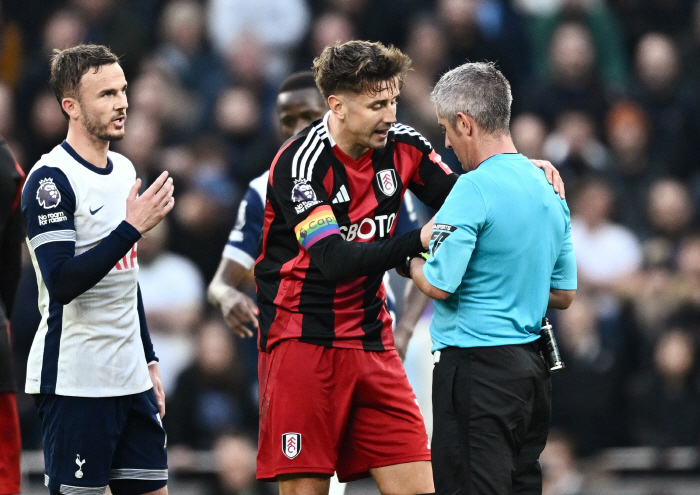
[340,213,397,241]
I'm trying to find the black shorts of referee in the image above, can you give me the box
[432,341,551,495]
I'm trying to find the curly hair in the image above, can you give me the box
[312,40,412,99]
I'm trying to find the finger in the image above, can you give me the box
[128,179,141,201]
[153,177,174,203]
[145,171,169,197]
[245,300,259,328]
[158,184,174,209]
[231,322,254,338]
[544,166,554,184]
[162,196,175,215]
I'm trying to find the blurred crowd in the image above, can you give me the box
[3,0,700,493]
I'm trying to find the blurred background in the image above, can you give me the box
[3,0,700,493]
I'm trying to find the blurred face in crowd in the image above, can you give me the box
[550,22,596,83]
[647,179,692,236]
[636,33,679,93]
[68,63,128,141]
[276,87,327,139]
[330,80,399,158]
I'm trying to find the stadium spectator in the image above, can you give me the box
[137,218,205,393]
[627,328,700,447]
[511,113,548,161]
[522,22,610,126]
[207,433,273,495]
[166,319,258,453]
[629,33,700,178]
[645,178,694,246]
[540,429,588,495]
[552,294,628,456]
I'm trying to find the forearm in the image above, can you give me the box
[37,221,141,304]
[410,257,451,300]
[208,258,249,305]
[548,289,576,309]
[308,229,424,282]
[137,285,157,363]
[394,281,431,334]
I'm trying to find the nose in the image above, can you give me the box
[384,102,397,124]
[445,134,452,150]
[117,92,128,111]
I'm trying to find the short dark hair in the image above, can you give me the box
[431,62,512,135]
[278,71,318,95]
[312,40,412,99]
[50,44,120,119]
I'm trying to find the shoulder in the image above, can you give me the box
[107,150,136,176]
[390,123,433,150]
[272,121,330,182]
[248,170,269,202]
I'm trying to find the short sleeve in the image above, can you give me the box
[22,166,77,250]
[423,179,487,293]
[550,217,577,290]
[223,185,265,270]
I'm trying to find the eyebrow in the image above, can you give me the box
[98,83,128,96]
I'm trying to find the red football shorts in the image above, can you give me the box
[257,340,430,482]
[0,392,21,495]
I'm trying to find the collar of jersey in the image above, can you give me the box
[61,140,114,175]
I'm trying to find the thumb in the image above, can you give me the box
[128,178,142,201]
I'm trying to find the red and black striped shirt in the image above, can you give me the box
[255,113,457,352]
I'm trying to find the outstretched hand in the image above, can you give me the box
[125,171,175,234]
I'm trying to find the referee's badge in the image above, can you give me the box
[376,169,397,196]
[282,433,301,459]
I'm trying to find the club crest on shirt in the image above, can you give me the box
[36,178,61,209]
[282,433,301,459]
[376,169,397,196]
[292,179,317,203]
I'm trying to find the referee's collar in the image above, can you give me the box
[61,140,114,175]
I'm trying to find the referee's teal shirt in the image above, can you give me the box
[424,153,577,352]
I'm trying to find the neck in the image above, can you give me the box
[327,112,368,160]
[472,133,517,169]
[65,125,111,168]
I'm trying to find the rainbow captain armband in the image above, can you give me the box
[294,205,341,249]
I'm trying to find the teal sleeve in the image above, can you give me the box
[550,216,577,290]
[423,179,487,293]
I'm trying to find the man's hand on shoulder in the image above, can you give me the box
[529,159,565,199]
[125,171,175,234]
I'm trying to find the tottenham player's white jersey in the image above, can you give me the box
[23,143,152,397]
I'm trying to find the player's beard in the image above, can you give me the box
[82,109,126,142]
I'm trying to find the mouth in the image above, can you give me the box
[113,115,126,127]
[374,128,389,139]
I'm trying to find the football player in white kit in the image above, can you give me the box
[22,44,174,495]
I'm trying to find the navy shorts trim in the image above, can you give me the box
[35,389,168,493]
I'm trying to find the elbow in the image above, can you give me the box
[431,288,451,300]
[50,289,74,306]
[550,289,576,309]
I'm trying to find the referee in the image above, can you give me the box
[408,62,577,495]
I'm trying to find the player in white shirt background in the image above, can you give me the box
[22,44,174,495]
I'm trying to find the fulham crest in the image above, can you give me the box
[282,433,301,459]
[376,169,397,196]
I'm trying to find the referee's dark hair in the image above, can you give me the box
[312,40,412,99]
[50,44,120,120]
[278,71,318,95]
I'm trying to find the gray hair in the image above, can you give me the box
[430,62,512,135]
